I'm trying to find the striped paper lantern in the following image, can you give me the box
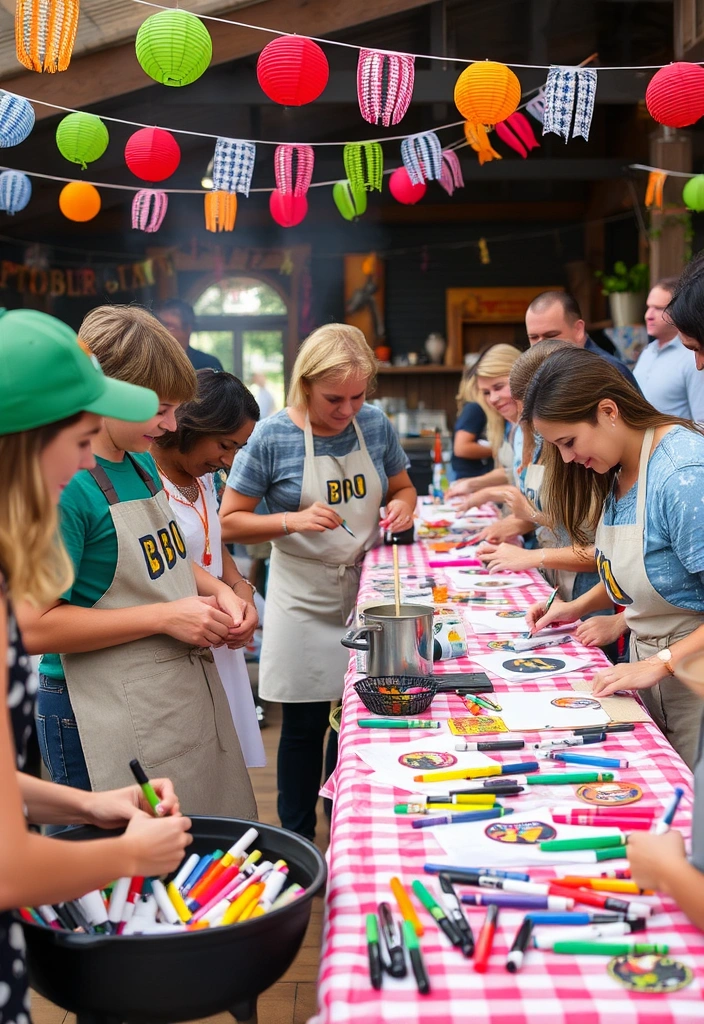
[645,63,704,128]
[204,191,237,232]
[401,131,443,184]
[257,36,329,106]
[357,49,415,126]
[15,0,79,73]
[454,61,521,124]
[0,171,31,214]
[343,141,383,193]
[0,91,35,147]
[125,127,180,182]
[56,112,109,169]
[136,10,212,87]
[132,189,168,232]
[438,150,464,196]
[274,144,314,196]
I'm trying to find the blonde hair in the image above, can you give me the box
[288,324,377,408]
[473,344,522,457]
[455,364,480,414]
[510,339,572,469]
[0,421,77,606]
[79,305,197,403]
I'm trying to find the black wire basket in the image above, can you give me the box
[354,676,438,716]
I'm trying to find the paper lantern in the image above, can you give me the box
[543,66,597,143]
[646,63,704,128]
[357,49,415,126]
[388,166,425,205]
[0,171,31,214]
[0,91,34,147]
[16,0,79,73]
[59,181,100,222]
[132,189,168,232]
[454,61,520,124]
[343,141,383,193]
[125,127,180,182]
[212,137,256,196]
[135,10,212,87]
[439,150,464,196]
[464,122,501,165]
[332,179,367,221]
[274,144,314,196]
[495,111,540,158]
[683,175,704,212]
[56,112,109,169]
[270,189,308,227]
[204,191,237,232]
[645,170,667,210]
[401,131,443,185]
[257,36,329,106]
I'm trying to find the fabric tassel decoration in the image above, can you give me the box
[439,149,464,196]
[343,141,384,192]
[357,48,415,126]
[464,122,501,165]
[212,138,256,196]
[401,131,443,184]
[543,66,598,142]
[525,88,546,124]
[131,189,168,232]
[495,111,540,158]
[274,144,314,196]
[645,170,667,210]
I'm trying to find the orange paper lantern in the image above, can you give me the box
[16,0,79,73]
[59,182,101,221]
[204,191,237,232]
[464,122,501,165]
[454,61,521,124]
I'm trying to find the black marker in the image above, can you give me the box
[366,914,382,990]
[439,875,475,957]
[574,723,636,736]
[378,902,407,977]
[402,920,431,994]
[454,740,525,752]
[506,916,533,973]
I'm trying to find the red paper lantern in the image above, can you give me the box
[257,36,329,106]
[388,166,426,205]
[125,127,181,182]
[645,63,704,128]
[269,189,308,227]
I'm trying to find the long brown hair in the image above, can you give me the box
[509,339,572,470]
[522,346,704,544]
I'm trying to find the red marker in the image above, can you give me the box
[473,904,498,973]
[117,876,144,935]
[548,884,651,918]
[188,863,241,910]
[552,813,653,830]
[553,809,655,825]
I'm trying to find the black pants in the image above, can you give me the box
[277,701,338,839]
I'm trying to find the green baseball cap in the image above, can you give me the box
[0,308,159,435]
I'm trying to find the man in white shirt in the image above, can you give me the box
[634,277,704,421]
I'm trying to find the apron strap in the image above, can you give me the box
[126,453,160,496]
[635,427,655,526]
[88,454,160,506]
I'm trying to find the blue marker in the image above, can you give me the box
[654,785,685,835]
[549,752,629,769]
[412,808,514,829]
[525,912,625,925]
[180,852,221,896]
[424,864,530,881]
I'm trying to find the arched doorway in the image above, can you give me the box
[190,275,288,411]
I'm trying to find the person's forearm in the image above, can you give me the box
[193,563,234,601]
[659,860,704,931]
[220,509,288,545]
[386,484,417,510]
[566,582,613,618]
[18,602,167,656]
[540,546,597,573]
[471,468,508,489]
[18,773,94,826]
[454,437,490,460]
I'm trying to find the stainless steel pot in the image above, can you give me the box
[341,603,434,677]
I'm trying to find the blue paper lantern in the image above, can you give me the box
[0,171,31,214]
[0,91,34,148]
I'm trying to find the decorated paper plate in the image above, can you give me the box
[398,750,457,770]
[608,954,693,993]
[485,820,557,844]
[577,781,643,806]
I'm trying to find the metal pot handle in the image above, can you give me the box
[340,623,382,651]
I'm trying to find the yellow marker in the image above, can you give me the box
[412,765,502,783]
[390,876,424,936]
[453,793,497,806]
[220,882,264,926]
[166,882,192,924]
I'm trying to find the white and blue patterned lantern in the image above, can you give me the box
[0,92,34,148]
[0,171,31,214]
[543,66,597,142]
[212,137,256,197]
[401,131,443,185]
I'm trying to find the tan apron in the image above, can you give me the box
[62,456,257,818]
[594,427,704,768]
[524,461,577,601]
[260,415,383,702]
[497,426,516,487]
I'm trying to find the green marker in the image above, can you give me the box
[526,772,615,785]
[540,835,626,852]
[402,920,431,994]
[357,718,440,729]
[411,880,462,946]
[366,913,382,989]
[552,941,669,956]
[129,758,161,814]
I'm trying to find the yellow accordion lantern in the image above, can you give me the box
[204,191,237,233]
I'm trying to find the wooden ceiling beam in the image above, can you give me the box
[0,0,435,119]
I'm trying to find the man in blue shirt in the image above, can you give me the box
[525,291,640,390]
[634,277,704,421]
[155,298,224,372]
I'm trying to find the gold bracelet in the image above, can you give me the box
[282,511,290,536]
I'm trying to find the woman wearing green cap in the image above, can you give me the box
[0,308,195,1024]
[20,306,257,818]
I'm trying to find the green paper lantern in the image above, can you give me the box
[56,113,109,170]
[343,141,384,193]
[683,174,704,212]
[136,10,212,87]
[333,179,367,221]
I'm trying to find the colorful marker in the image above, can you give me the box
[532,920,647,948]
[358,718,440,729]
[424,864,530,881]
[402,920,430,994]
[412,808,514,828]
[366,914,382,990]
[525,772,615,785]
[438,875,474,957]
[454,740,525,752]
[181,852,223,897]
[540,835,625,852]
[531,735,605,750]
[547,884,652,918]
[553,809,655,825]
[107,877,131,928]
[413,761,539,783]
[553,878,654,895]
[654,785,685,835]
[551,941,668,956]
[339,519,356,538]
[128,758,161,814]
[474,904,498,973]
[171,853,200,893]
[506,917,533,973]
[411,880,462,945]
[469,694,503,713]
[574,723,635,736]
[549,752,629,769]
[390,876,423,936]
[462,893,575,911]
[525,912,624,925]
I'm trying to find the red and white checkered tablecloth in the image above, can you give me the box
[311,527,704,1024]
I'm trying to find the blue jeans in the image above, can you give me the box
[36,674,91,790]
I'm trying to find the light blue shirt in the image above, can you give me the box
[602,425,704,610]
[633,335,704,421]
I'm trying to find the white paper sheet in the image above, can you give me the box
[476,689,611,730]
[471,653,597,685]
[444,569,534,592]
[355,736,495,794]
[462,608,531,634]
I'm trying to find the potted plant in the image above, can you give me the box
[595,261,649,327]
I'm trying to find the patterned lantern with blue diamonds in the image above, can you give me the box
[212,138,256,197]
[0,92,34,148]
[0,170,31,214]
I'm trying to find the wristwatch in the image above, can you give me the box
[655,648,676,676]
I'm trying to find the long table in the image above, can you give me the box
[311,529,704,1024]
